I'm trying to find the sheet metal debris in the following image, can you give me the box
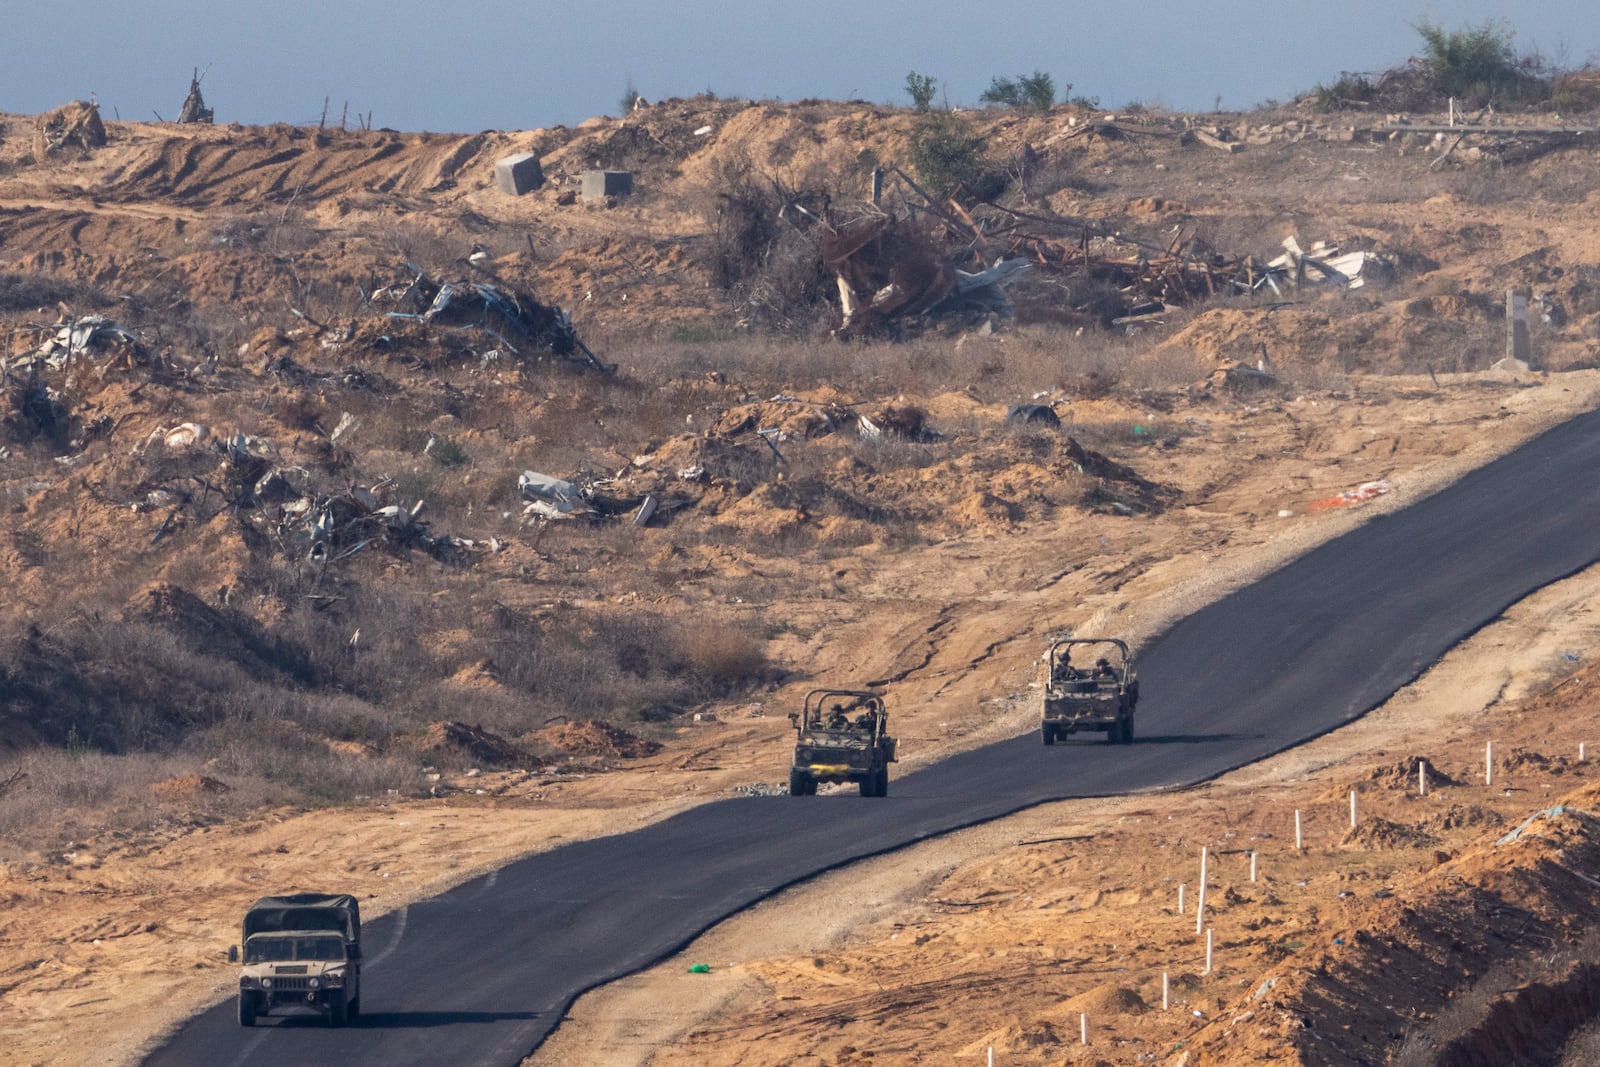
[28,315,140,368]
[376,266,610,372]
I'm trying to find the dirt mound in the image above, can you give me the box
[1365,755,1464,789]
[1422,804,1505,834]
[528,720,661,760]
[1500,748,1578,776]
[148,774,230,799]
[1342,816,1438,849]
[1062,983,1148,1015]
[408,721,526,767]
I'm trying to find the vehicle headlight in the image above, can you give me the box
[260,977,273,990]
[797,748,814,763]
[308,977,320,989]
[322,970,344,987]
[240,976,258,989]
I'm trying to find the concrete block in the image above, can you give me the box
[582,170,633,202]
[494,153,544,196]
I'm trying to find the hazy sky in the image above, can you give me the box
[4,2,1598,132]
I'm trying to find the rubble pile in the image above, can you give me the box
[31,100,106,162]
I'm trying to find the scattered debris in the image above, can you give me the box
[1309,479,1391,511]
[377,266,609,372]
[1267,237,1387,291]
[33,100,106,163]
[22,315,142,370]
[176,69,214,125]
[820,210,1030,337]
[519,471,588,519]
[1007,403,1061,428]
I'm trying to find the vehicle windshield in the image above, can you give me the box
[807,704,878,732]
[244,936,346,963]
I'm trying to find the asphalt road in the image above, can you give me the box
[147,406,1600,1067]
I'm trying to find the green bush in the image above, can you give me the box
[1413,19,1524,106]
[904,71,938,111]
[980,70,1057,112]
[907,111,1005,202]
[1312,73,1376,111]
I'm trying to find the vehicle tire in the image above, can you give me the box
[1042,724,1056,746]
[858,776,874,797]
[1122,717,1135,743]
[877,767,890,798]
[329,994,348,1028]
[348,994,361,1019]
[789,769,810,796]
[237,992,258,1028]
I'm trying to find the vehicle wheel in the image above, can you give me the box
[789,769,811,796]
[237,992,258,1028]
[1122,717,1135,743]
[348,994,360,1019]
[858,776,874,797]
[1042,724,1056,746]
[329,994,348,1028]
[877,767,890,798]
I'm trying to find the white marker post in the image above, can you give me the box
[1295,810,1303,851]
[1196,847,1208,936]
[1486,741,1494,786]
[1177,883,1185,914]
[1163,971,1170,1011]
[1581,742,1587,763]
[1350,789,1358,830]
[1081,1013,1088,1045]
[1250,850,1258,883]
[1419,761,1428,796]
[1204,928,1213,975]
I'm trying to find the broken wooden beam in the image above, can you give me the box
[1192,129,1243,154]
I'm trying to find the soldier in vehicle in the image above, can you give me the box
[854,707,878,732]
[1094,656,1119,680]
[827,704,850,729]
[1057,652,1079,681]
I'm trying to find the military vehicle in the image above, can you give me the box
[1040,637,1139,744]
[229,892,362,1027]
[788,689,896,797]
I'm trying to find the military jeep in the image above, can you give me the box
[229,892,362,1027]
[788,689,896,797]
[1041,637,1139,745]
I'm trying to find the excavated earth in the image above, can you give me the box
[3,96,1600,1066]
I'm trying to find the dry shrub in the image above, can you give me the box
[671,617,767,695]
[692,155,834,334]
[0,271,110,312]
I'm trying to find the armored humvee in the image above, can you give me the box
[1040,637,1139,745]
[788,689,896,797]
[230,892,362,1027]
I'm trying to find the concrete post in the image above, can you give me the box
[1507,289,1532,367]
